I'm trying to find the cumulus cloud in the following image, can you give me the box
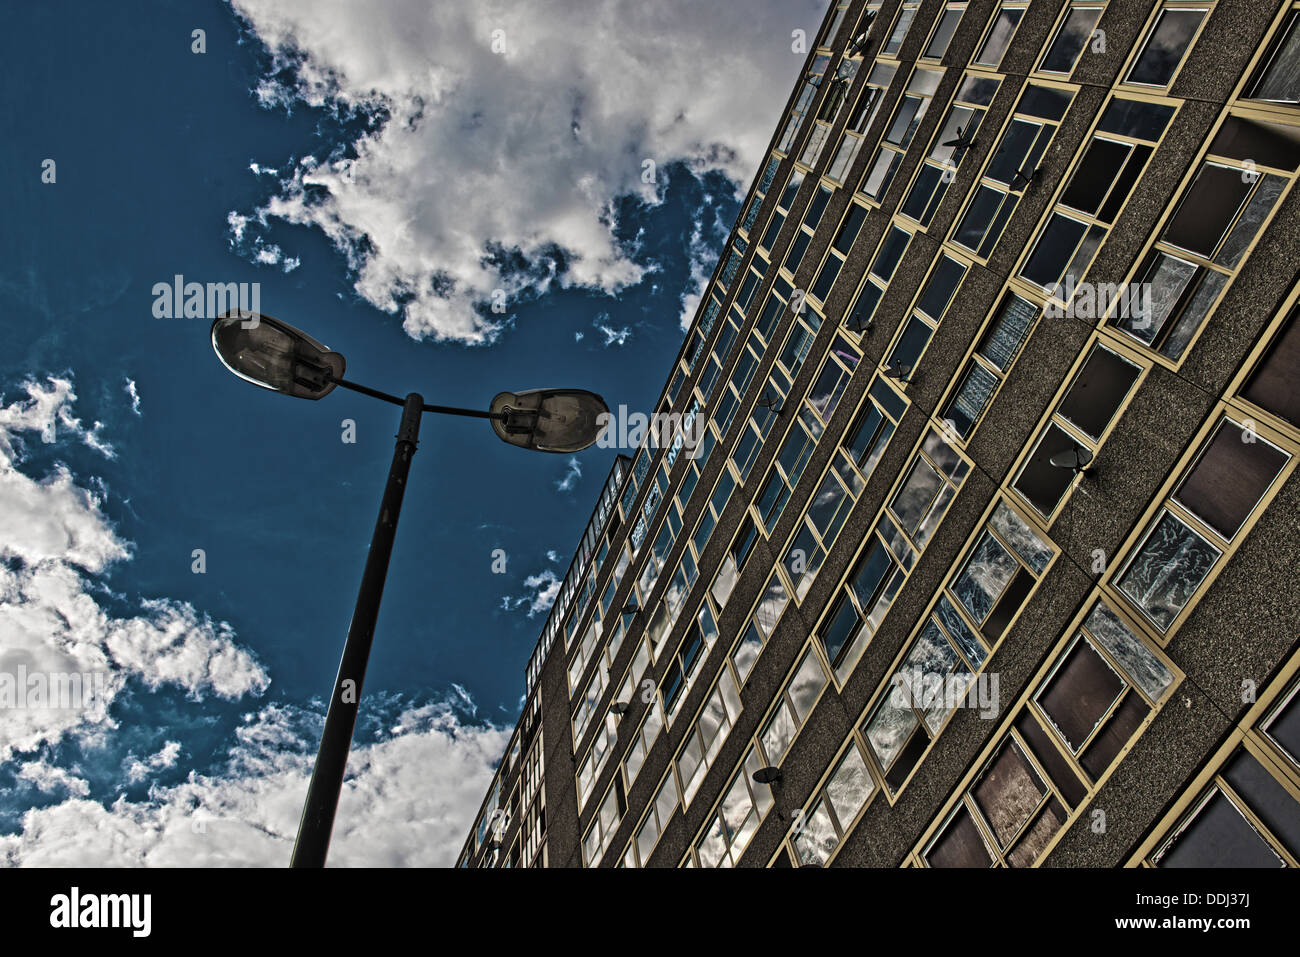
[1,700,509,867]
[230,0,824,343]
[17,759,91,798]
[124,741,182,785]
[0,377,268,763]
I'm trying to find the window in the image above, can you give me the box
[1038,5,1103,75]
[801,58,861,169]
[819,1,850,50]
[805,333,863,428]
[662,604,719,722]
[582,775,626,866]
[1154,748,1300,866]
[942,292,1039,439]
[690,744,776,867]
[901,73,1001,227]
[753,406,822,533]
[783,185,833,277]
[884,254,970,377]
[847,224,915,329]
[777,56,830,154]
[776,381,902,601]
[789,741,877,866]
[1124,5,1207,88]
[710,514,758,611]
[732,571,791,683]
[882,3,919,57]
[1020,97,1174,294]
[758,646,829,766]
[577,714,619,811]
[1109,114,1298,360]
[623,696,664,785]
[974,4,1027,69]
[693,306,741,405]
[922,5,966,61]
[864,501,1053,795]
[1114,416,1290,633]
[818,428,970,682]
[920,598,1177,867]
[827,63,900,187]
[1246,7,1300,104]
[808,202,867,300]
[1242,303,1300,430]
[1135,667,1300,867]
[624,771,679,868]
[731,403,781,482]
[760,169,804,254]
[1014,341,1143,519]
[739,154,781,236]
[860,68,943,200]
[952,84,1074,258]
[674,667,743,806]
[714,331,765,435]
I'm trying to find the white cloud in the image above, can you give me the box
[554,456,581,492]
[593,316,632,347]
[17,759,91,798]
[545,549,559,563]
[676,198,730,330]
[124,741,182,785]
[230,0,825,343]
[0,378,508,867]
[0,700,510,867]
[124,379,142,416]
[0,377,268,763]
[499,568,560,618]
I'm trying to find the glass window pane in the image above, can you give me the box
[1173,420,1288,540]
[891,457,944,534]
[927,805,994,867]
[1248,11,1300,103]
[1127,9,1206,86]
[1041,6,1103,73]
[976,7,1024,67]
[1157,788,1284,867]
[1162,162,1253,258]
[1059,344,1141,440]
[1082,601,1172,702]
[953,531,1019,624]
[972,739,1047,848]
[1038,637,1124,752]
[1245,307,1300,427]
[979,294,1038,370]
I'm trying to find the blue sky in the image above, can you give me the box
[0,0,822,864]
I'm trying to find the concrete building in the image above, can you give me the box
[460,0,1300,869]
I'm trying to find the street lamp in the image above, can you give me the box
[210,311,609,868]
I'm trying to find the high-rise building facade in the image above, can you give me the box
[460,0,1300,869]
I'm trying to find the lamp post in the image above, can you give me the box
[210,311,609,868]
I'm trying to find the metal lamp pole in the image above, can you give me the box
[290,392,423,868]
[209,311,607,869]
